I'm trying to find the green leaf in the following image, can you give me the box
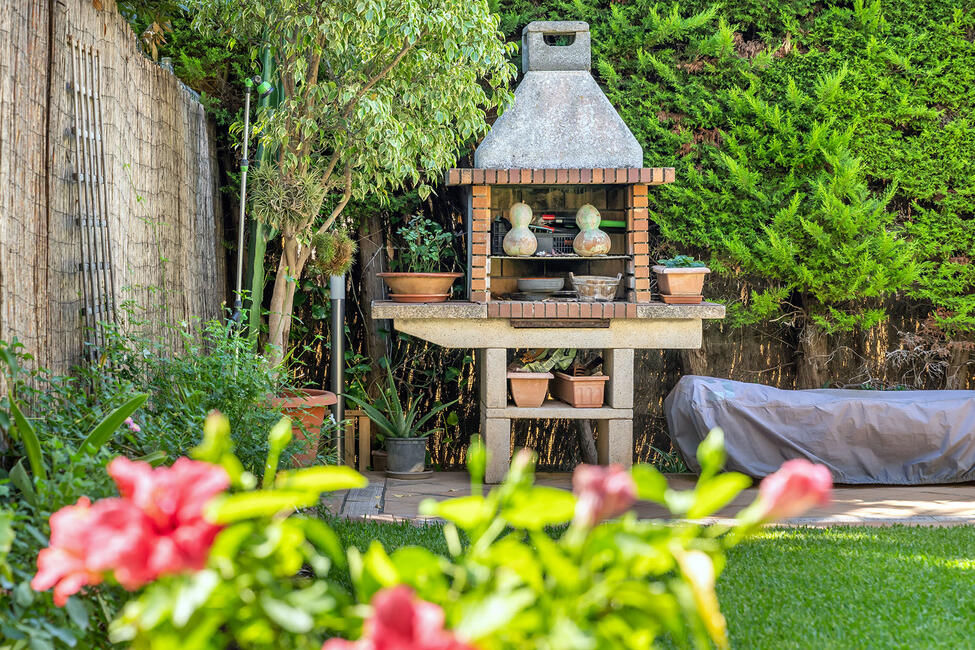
[193,411,232,463]
[206,490,320,523]
[455,588,536,640]
[363,541,398,587]
[43,622,78,647]
[688,473,752,519]
[14,580,34,607]
[263,417,293,488]
[9,392,44,480]
[172,570,219,627]
[696,428,726,480]
[133,450,168,466]
[65,597,89,632]
[274,465,367,493]
[302,519,346,567]
[501,487,576,530]
[77,393,149,458]
[466,436,487,495]
[9,459,36,507]
[421,495,491,530]
[632,464,668,503]
[260,595,313,633]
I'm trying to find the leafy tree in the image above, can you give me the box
[193,0,516,364]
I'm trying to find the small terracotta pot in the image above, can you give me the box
[377,272,462,302]
[271,388,337,467]
[653,266,710,301]
[552,372,609,408]
[507,371,553,408]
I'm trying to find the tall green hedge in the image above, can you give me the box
[497,0,974,382]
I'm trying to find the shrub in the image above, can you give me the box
[87,317,298,474]
[28,414,831,649]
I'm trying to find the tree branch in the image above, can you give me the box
[321,166,353,231]
[340,34,423,122]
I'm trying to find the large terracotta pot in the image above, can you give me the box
[377,272,463,303]
[652,266,711,304]
[271,388,337,467]
[552,372,609,408]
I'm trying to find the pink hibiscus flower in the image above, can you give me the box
[571,464,637,527]
[323,585,475,650]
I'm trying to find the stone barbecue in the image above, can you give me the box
[373,21,724,482]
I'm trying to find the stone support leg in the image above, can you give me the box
[603,348,634,409]
[482,413,512,484]
[478,348,508,408]
[597,419,633,467]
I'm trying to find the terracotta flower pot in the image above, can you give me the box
[507,371,553,408]
[652,266,711,304]
[552,372,609,408]
[271,388,336,467]
[377,272,463,303]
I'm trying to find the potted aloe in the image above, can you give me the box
[377,216,462,302]
[345,361,457,478]
[653,255,711,304]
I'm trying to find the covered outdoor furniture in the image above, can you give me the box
[666,375,975,485]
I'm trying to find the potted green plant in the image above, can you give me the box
[345,362,457,478]
[507,349,578,408]
[653,255,711,304]
[377,216,463,302]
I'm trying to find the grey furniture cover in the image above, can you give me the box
[665,376,975,484]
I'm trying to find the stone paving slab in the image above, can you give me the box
[324,471,975,527]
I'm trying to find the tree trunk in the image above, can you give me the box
[266,255,290,366]
[797,319,830,389]
[575,420,598,465]
[680,345,708,377]
[359,211,389,397]
[266,239,302,367]
[944,345,972,390]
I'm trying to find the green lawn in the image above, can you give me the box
[720,526,975,649]
[332,519,975,648]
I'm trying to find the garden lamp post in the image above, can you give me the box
[233,74,274,325]
[331,274,345,462]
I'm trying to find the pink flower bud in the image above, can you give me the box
[572,464,636,527]
[757,459,832,522]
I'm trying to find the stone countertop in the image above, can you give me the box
[371,300,725,320]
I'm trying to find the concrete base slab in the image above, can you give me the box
[485,400,632,420]
[327,472,975,527]
[390,317,703,349]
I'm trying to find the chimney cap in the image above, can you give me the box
[522,21,591,72]
[523,21,589,33]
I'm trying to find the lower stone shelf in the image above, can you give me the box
[484,400,633,420]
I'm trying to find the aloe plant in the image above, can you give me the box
[344,363,456,440]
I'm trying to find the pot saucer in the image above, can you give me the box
[389,293,450,303]
[385,470,434,480]
[661,295,703,304]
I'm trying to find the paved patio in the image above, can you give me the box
[323,472,975,526]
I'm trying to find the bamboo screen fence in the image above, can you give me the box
[0,0,224,375]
